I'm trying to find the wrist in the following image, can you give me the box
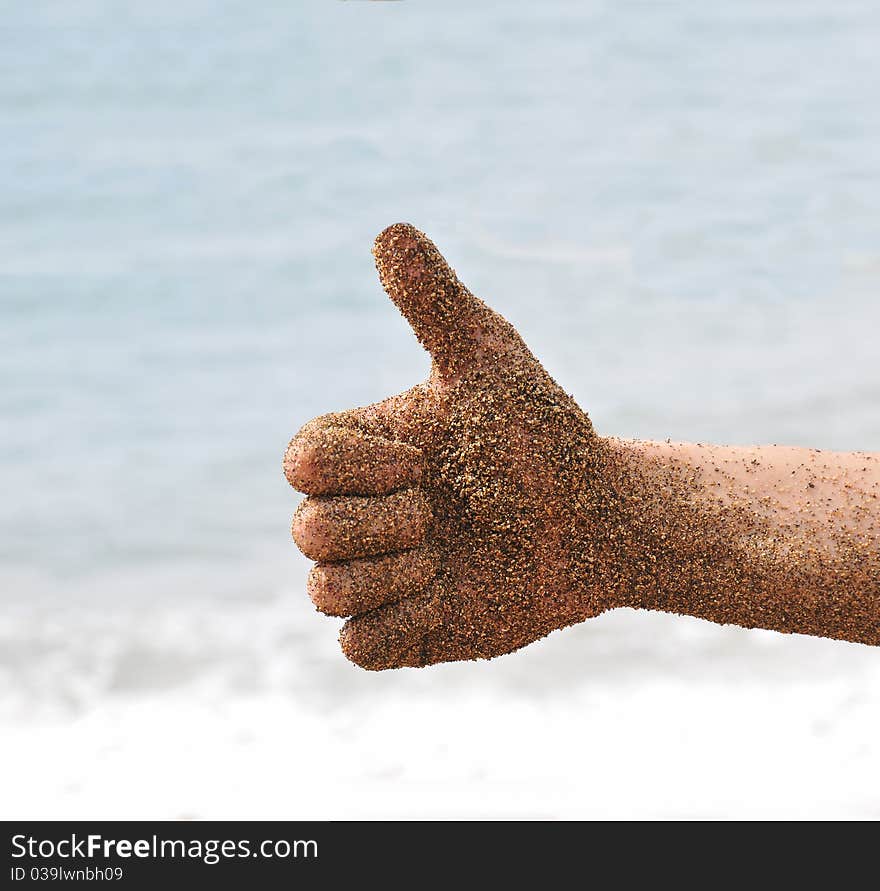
[575,435,687,615]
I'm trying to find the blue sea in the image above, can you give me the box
[2,1,879,818]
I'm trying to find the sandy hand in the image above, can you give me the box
[284,223,625,669]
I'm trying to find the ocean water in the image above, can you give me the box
[3,0,880,818]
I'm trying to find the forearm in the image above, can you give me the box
[602,438,880,645]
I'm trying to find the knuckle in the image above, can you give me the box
[283,437,314,489]
[290,499,324,557]
[307,565,347,617]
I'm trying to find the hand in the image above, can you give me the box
[284,223,630,669]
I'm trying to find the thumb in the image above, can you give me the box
[373,223,516,376]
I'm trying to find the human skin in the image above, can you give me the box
[284,223,880,670]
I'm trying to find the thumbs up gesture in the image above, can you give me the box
[286,225,880,667]
[284,223,624,669]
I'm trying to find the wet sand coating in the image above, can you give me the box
[284,223,880,669]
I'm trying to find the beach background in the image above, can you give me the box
[3,0,880,818]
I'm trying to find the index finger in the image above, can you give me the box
[284,423,422,496]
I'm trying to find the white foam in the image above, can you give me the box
[3,584,879,819]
